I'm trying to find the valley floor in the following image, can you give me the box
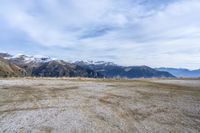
[0,78,200,133]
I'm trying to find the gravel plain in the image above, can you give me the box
[0,78,200,133]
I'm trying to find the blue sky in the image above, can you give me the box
[0,0,200,69]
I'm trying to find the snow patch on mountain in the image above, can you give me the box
[75,60,116,66]
[4,54,54,64]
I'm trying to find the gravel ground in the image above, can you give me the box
[0,78,200,133]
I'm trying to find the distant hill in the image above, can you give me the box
[75,61,175,78]
[156,68,200,78]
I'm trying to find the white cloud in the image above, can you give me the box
[0,0,200,69]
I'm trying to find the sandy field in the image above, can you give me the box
[0,78,200,133]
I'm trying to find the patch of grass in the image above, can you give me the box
[98,93,128,105]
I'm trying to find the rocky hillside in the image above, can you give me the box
[0,57,26,77]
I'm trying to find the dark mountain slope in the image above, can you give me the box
[75,61,175,78]
[32,60,102,77]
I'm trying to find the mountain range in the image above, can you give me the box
[0,53,176,78]
[0,53,102,78]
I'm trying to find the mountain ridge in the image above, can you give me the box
[74,61,175,78]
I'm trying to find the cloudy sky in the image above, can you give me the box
[0,0,200,69]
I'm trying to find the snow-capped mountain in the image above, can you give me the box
[7,54,54,64]
[0,53,102,78]
[0,53,12,58]
[75,60,116,66]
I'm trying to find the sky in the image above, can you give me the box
[0,0,200,69]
